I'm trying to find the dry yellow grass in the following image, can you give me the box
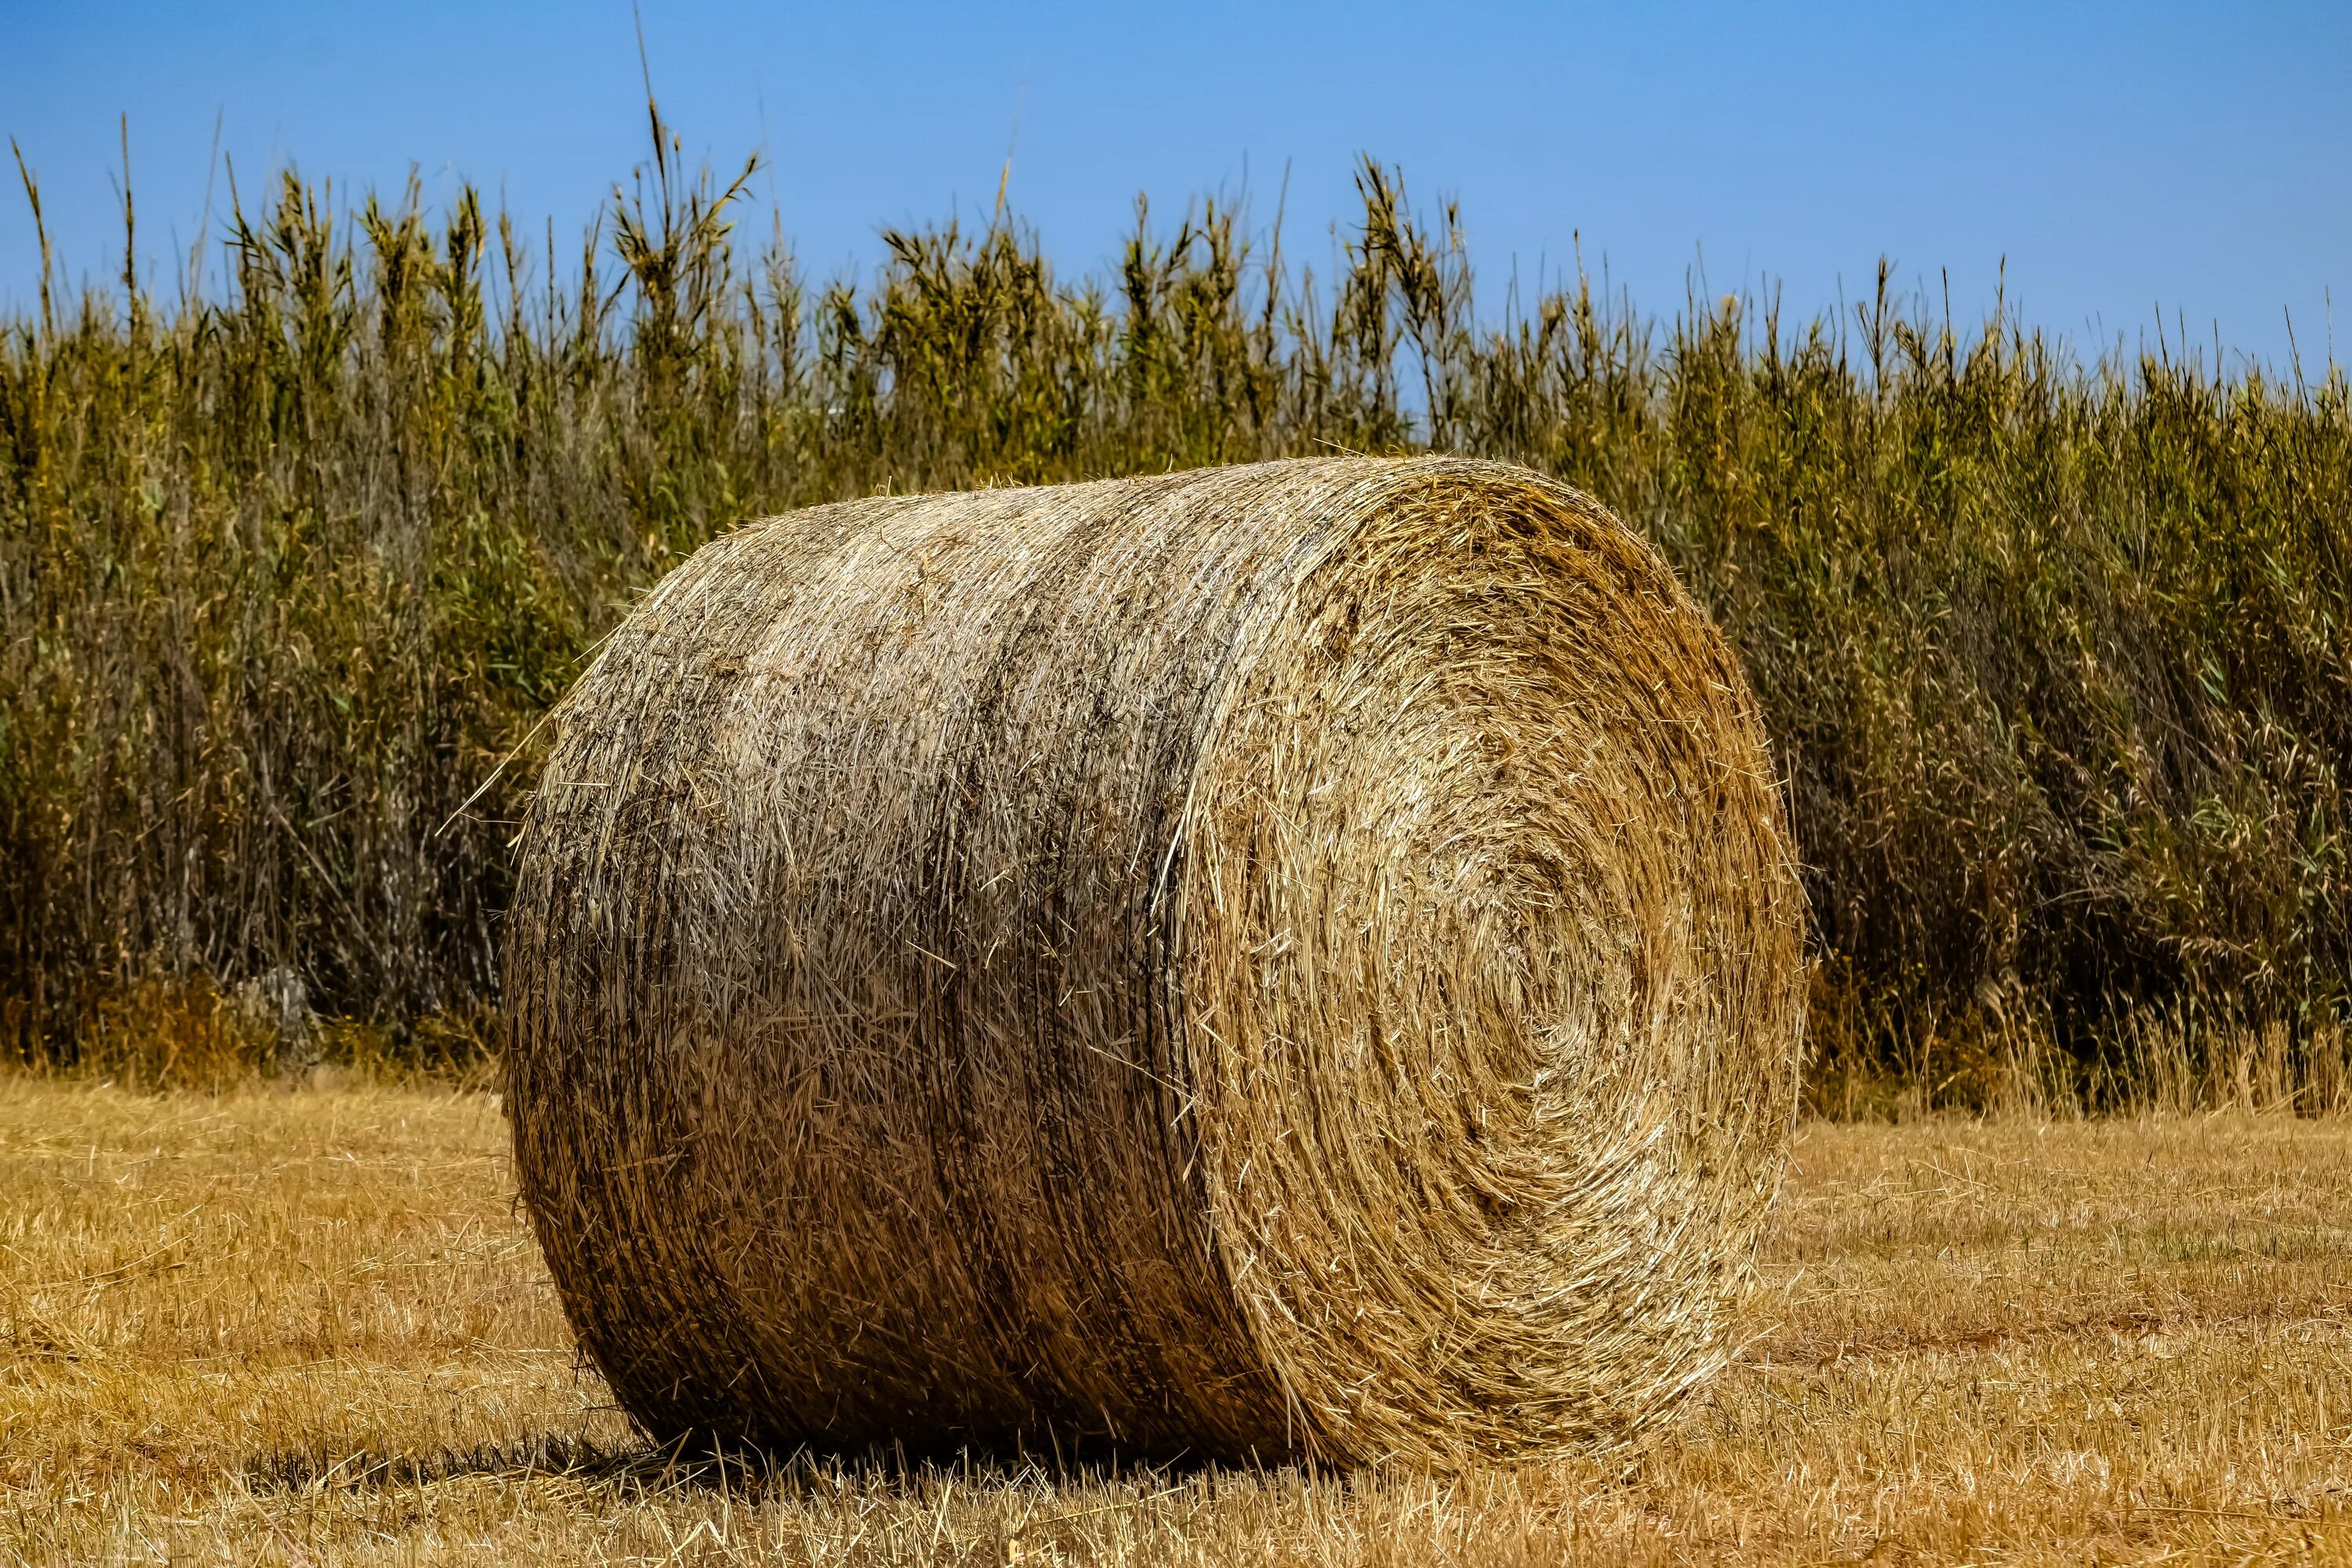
[5,1077,2352,1564]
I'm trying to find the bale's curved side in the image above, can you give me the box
[503,456,1805,1467]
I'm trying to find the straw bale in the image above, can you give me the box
[503,456,1805,1466]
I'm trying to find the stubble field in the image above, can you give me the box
[5,1079,2352,1565]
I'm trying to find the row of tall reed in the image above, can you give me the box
[5,119,2347,1102]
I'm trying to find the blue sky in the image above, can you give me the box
[5,2,2347,371]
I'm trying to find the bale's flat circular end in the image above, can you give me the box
[503,457,1803,1469]
[1178,466,1802,1463]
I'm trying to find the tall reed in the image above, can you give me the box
[3,124,2347,1102]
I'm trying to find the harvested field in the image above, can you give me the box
[5,1078,2351,1564]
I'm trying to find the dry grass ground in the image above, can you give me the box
[5,1080,2352,1564]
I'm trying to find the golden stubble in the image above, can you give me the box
[7,1079,2352,1564]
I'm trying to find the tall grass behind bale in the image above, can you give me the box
[2,135,2348,1097]
[1669,305,2352,1106]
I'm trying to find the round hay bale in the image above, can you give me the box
[503,456,1805,1468]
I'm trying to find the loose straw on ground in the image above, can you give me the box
[503,456,1806,1468]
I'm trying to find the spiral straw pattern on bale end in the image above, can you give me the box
[503,456,1806,1468]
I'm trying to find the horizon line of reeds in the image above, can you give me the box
[5,104,2349,1109]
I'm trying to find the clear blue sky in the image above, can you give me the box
[5,2,2347,372]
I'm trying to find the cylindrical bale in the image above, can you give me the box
[503,456,1805,1467]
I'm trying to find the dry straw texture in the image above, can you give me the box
[503,456,1806,1468]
